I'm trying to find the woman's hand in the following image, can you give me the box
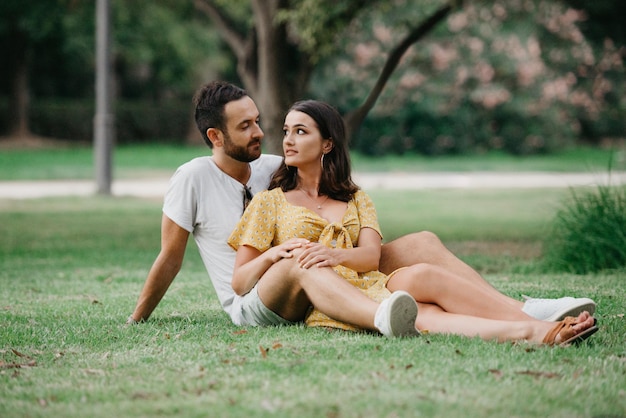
[297,242,341,269]
[232,238,310,296]
[266,238,310,263]
[297,228,382,272]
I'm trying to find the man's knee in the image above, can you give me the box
[383,231,441,249]
[409,231,442,247]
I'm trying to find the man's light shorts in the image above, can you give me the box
[237,286,295,327]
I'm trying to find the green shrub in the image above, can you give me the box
[0,98,191,144]
[351,97,579,156]
[29,99,95,141]
[542,183,626,273]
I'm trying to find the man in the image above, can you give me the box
[128,81,595,333]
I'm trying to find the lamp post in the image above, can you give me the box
[94,0,114,195]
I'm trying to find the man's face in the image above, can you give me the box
[221,96,264,163]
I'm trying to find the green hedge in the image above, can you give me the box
[1,96,622,153]
[353,99,579,156]
[0,98,192,144]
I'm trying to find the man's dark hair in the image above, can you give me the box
[193,81,248,148]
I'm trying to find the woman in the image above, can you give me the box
[228,100,598,346]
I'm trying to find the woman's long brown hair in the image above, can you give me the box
[269,100,359,202]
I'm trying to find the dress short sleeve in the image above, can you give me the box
[228,191,277,252]
[353,190,382,239]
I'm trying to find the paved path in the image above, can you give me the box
[1,171,625,199]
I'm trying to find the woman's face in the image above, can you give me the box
[282,110,331,169]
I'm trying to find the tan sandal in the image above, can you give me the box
[543,316,599,347]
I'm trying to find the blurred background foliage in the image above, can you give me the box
[0,0,623,155]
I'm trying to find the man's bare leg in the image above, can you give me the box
[380,232,524,309]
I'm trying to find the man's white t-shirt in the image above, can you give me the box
[162,154,283,324]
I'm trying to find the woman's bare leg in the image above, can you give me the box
[387,263,530,321]
[416,304,595,344]
[380,232,524,310]
[257,256,379,329]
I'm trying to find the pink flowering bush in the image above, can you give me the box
[314,0,624,155]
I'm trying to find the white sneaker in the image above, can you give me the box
[522,297,596,321]
[374,291,420,338]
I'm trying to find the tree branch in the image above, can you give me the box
[194,0,258,91]
[193,0,246,56]
[344,3,454,140]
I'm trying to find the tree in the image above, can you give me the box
[313,0,624,155]
[0,0,69,139]
[193,0,457,154]
[0,0,223,142]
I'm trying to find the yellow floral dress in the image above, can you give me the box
[228,188,391,331]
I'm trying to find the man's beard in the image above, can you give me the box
[223,132,261,163]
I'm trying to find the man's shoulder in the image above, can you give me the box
[252,154,283,169]
[178,156,211,172]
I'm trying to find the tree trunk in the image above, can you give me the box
[195,0,312,155]
[250,0,312,155]
[250,0,285,155]
[8,30,32,138]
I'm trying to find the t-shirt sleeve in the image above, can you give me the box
[228,191,276,252]
[162,166,197,233]
[354,190,382,239]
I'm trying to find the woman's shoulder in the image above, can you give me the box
[265,188,286,198]
[352,189,371,202]
[253,187,285,203]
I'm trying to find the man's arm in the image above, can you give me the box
[127,214,190,323]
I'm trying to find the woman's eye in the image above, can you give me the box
[297,128,305,135]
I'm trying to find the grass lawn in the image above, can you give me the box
[1,190,625,417]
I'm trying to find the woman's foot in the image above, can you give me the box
[539,311,598,346]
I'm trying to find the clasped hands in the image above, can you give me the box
[271,238,339,269]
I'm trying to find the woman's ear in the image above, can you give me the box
[323,139,334,153]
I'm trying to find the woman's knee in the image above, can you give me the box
[406,263,441,277]
[271,252,301,277]
[401,262,448,283]
[387,263,433,291]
